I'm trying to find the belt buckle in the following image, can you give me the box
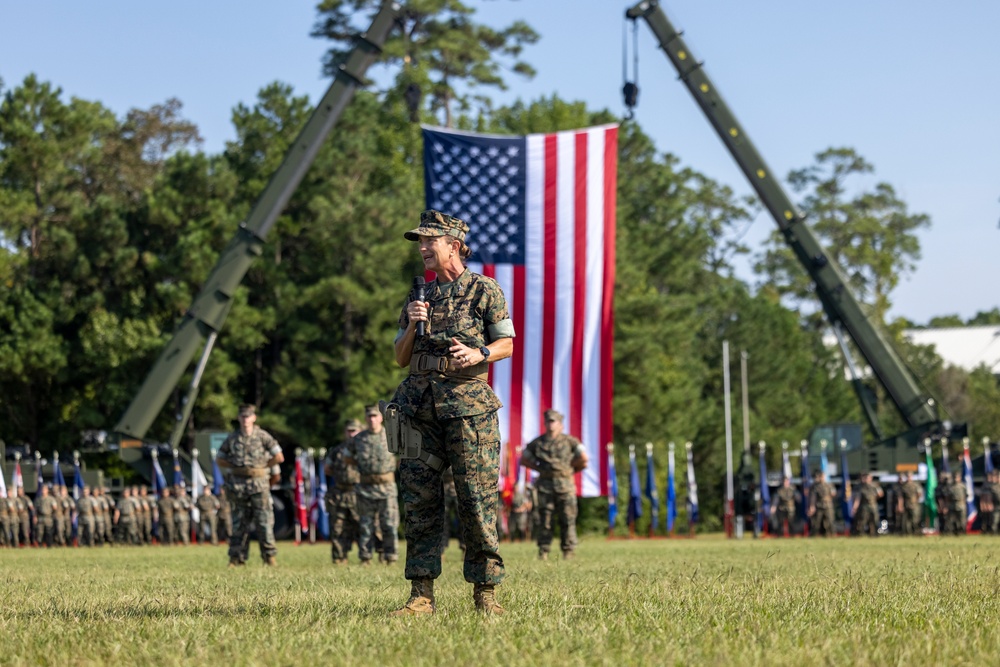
[436,356,448,373]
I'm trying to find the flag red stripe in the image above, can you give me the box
[572,132,588,496]
[540,135,558,422]
[600,126,618,493]
[509,265,527,447]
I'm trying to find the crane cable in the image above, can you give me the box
[622,15,639,120]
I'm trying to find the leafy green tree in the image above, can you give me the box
[311,0,538,126]
[755,147,930,323]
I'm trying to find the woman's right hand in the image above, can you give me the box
[407,300,430,328]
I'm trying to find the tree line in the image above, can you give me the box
[1,0,998,530]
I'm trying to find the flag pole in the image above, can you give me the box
[628,444,636,538]
[686,441,696,537]
[723,341,735,538]
[607,442,616,539]
[308,448,317,544]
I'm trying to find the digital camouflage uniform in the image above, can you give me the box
[76,492,98,546]
[33,492,58,547]
[392,267,511,586]
[101,492,116,544]
[157,493,175,545]
[59,490,74,545]
[14,492,31,546]
[138,490,153,544]
[855,480,882,537]
[173,490,192,545]
[900,479,923,535]
[522,432,581,556]
[810,480,836,536]
[773,484,797,535]
[218,489,232,543]
[348,426,399,563]
[218,425,281,563]
[947,480,967,535]
[440,466,465,552]
[324,440,361,562]
[510,485,531,541]
[117,492,140,545]
[53,491,66,546]
[92,490,106,546]
[196,492,221,544]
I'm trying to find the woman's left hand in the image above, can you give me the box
[449,337,483,368]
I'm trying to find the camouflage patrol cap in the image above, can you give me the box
[544,409,563,422]
[403,210,470,242]
[238,404,256,417]
[365,405,380,417]
[345,418,363,431]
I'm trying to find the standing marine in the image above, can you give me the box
[521,409,588,560]
[388,210,514,615]
[346,406,399,565]
[897,472,923,535]
[852,473,884,537]
[808,470,836,537]
[216,404,284,567]
[324,418,363,564]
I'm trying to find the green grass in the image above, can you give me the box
[2,535,999,666]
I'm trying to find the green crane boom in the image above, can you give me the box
[626,0,942,438]
[114,1,399,441]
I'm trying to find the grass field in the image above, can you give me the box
[2,535,999,666]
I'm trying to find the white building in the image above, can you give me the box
[904,325,1000,375]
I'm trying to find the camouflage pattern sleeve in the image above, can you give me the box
[481,277,514,342]
[217,433,234,463]
[261,429,281,457]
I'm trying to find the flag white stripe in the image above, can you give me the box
[552,132,575,425]
[581,128,606,496]
[522,134,545,451]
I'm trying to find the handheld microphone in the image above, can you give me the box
[413,276,427,337]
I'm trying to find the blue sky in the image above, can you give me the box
[2,1,997,324]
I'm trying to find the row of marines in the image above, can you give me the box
[771,469,1000,536]
[0,483,232,547]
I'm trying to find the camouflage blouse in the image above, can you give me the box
[392,269,513,420]
[324,441,360,489]
[346,428,396,501]
[217,426,281,494]
[522,433,582,494]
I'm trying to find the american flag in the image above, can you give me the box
[423,124,618,498]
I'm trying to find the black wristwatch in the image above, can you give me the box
[480,345,491,361]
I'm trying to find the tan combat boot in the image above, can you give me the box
[264,555,277,567]
[390,578,435,616]
[473,583,505,615]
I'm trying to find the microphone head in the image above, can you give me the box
[413,276,425,286]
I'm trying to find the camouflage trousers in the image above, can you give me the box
[94,519,105,545]
[989,510,1000,535]
[103,516,114,544]
[199,515,218,544]
[36,519,55,547]
[175,519,190,545]
[227,488,276,562]
[325,490,360,561]
[812,508,835,536]
[158,517,174,545]
[901,506,922,535]
[0,520,10,546]
[399,407,504,586]
[358,491,399,562]
[54,518,66,545]
[142,516,153,543]
[535,481,578,555]
[942,509,966,535]
[118,518,140,545]
[79,516,96,546]
[855,506,879,536]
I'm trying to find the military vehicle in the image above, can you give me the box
[625,1,966,484]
